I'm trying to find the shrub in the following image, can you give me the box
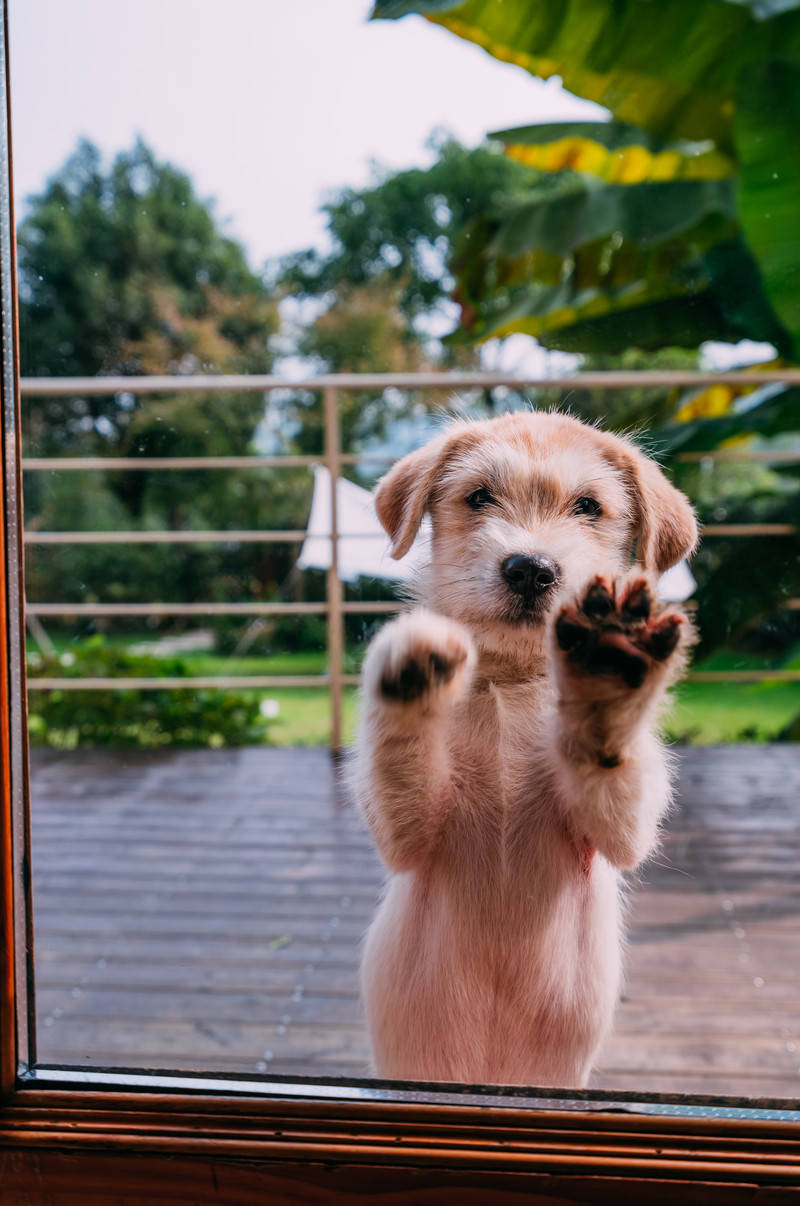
[27,636,269,749]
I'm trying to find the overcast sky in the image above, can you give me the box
[10,0,604,267]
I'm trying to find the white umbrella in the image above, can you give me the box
[296,466,429,584]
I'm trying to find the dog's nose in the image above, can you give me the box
[501,554,560,597]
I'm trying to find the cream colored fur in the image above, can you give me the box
[354,410,698,1087]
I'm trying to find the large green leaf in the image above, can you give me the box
[372,0,782,147]
[653,384,800,454]
[449,165,789,352]
[734,59,800,350]
[373,0,800,356]
[491,121,736,183]
[484,179,735,258]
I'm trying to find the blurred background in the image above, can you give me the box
[10,0,800,1092]
[13,0,800,750]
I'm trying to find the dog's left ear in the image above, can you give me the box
[600,435,698,573]
[621,443,699,573]
[375,429,472,559]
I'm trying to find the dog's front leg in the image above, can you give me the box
[354,609,475,871]
[546,571,692,870]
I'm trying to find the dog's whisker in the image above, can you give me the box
[647,858,694,879]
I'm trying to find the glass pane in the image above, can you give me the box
[10,0,800,1102]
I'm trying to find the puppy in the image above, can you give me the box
[353,409,697,1087]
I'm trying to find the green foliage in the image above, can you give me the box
[665,679,800,744]
[372,0,800,356]
[276,135,562,448]
[27,638,269,749]
[734,58,800,351]
[278,134,543,334]
[19,139,278,456]
[18,139,307,619]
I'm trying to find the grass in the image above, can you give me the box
[178,641,800,746]
[254,679,800,747]
[660,640,800,744]
[664,680,799,744]
[27,634,800,747]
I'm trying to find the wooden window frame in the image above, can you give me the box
[1,6,799,1199]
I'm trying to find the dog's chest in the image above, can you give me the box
[445,682,570,881]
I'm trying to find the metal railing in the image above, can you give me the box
[19,371,800,751]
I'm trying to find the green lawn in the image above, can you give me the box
[664,643,800,744]
[179,643,800,746]
[178,647,800,747]
[664,680,799,744]
[27,635,800,747]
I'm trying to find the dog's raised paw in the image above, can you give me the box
[380,643,466,701]
[366,610,476,706]
[554,574,687,690]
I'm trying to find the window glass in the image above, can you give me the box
[11,0,800,1100]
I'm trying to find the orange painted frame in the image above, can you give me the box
[1,4,800,1200]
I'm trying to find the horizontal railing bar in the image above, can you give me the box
[676,450,800,464]
[21,453,390,471]
[23,524,796,545]
[26,675,338,690]
[27,674,363,690]
[22,454,319,471]
[25,601,406,617]
[701,524,796,536]
[342,601,405,614]
[24,530,309,545]
[26,602,327,617]
[24,670,800,689]
[686,670,800,683]
[19,370,800,395]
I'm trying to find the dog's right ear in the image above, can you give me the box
[375,430,468,559]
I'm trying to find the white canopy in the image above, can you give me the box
[296,464,695,602]
[296,465,429,584]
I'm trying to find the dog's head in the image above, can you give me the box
[375,411,697,651]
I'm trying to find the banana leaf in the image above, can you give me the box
[451,171,788,352]
[483,179,735,258]
[372,0,800,356]
[491,121,735,184]
[652,384,800,454]
[371,0,782,147]
[734,59,800,352]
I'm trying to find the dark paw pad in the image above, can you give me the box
[645,616,683,661]
[557,575,685,690]
[555,613,589,654]
[582,580,614,620]
[620,581,652,622]
[380,651,459,702]
[582,643,648,689]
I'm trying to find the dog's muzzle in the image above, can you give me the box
[501,554,560,617]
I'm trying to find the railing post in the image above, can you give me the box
[323,386,344,757]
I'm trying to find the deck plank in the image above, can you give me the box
[30,744,800,1101]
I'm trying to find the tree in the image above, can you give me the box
[18,138,278,458]
[278,133,548,346]
[277,134,565,455]
[18,140,304,625]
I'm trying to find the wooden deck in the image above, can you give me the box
[30,744,800,1100]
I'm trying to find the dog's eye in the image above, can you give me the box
[574,496,602,519]
[466,487,496,511]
